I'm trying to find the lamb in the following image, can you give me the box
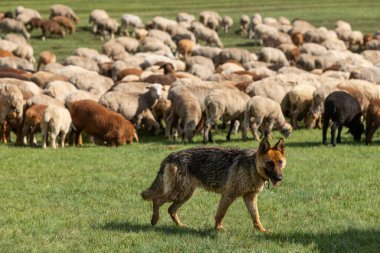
[63,55,99,72]
[242,96,292,141]
[365,99,380,145]
[37,51,56,70]
[52,16,75,34]
[50,4,79,24]
[68,99,138,146]
[323,91,364,146]
[190,22,224,48]
[99,83,162,129]
[20,104,47,146]
[40,105,72,148]
[258,47,289,66]
[120,14,144,35]
[0,18,30,39]
[166,87,202,142]
[203,87,250,143]
[288,84,316,129]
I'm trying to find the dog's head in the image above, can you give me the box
[256,138,286,187]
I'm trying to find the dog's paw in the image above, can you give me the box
[215,224,226,231]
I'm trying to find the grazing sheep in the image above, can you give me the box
[0,56,34,71]
[50,4,79,24]
[26,93,65,108]
[69,71,113,96]
[95,18,119,40]
[203,87,250,143]
[239,15,250,35]
[41,106,72,148]
[25,17,43,31]
[21,104,47,146]
[190,22,224,48]
[322,91,364,146]
[65,90,99,107]
[199,11,221,26]
[40,20,65,40]
[301,43,328,56]
[365,99,380,144]
[5,34,28,45]
[142,63,177,85]
[191,46,222,60]
[115,36,139,53]
[89,9,109,33]
[242,96,292,141]
[291,32,304,47]
[0,77,42,98]
[99,83,162,129]
[0,40,18,52]
[176,12,195,24]
[101,40,126,59]
[177,39,196,60]
[0,18,30,39]
[166,87,202,142]
[68,99,138,146]
[216,48,257,64]
[258,47,289,66]
[148,29,177,51]
[288,84,316,129]
[52,16,75,34]
[151,16,177,31]
[120,14,144,35]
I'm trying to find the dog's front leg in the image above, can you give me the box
[215,194,237,230]
[243,192,267,232]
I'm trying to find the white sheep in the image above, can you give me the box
[96,18,119,40]
[0,78,42,97]
[74,47,99,58]
[151,16,177,31]
[101,40,126,59]
[89,9,109,33]
[242,95,292,141]
[99,83,162,130]
[203,87,250,143]
[0,39,18,52]
[4,34,28,45]
[191,46,222,60]
[217,48,257,64]
[12,44,35,64]
[0,84,24,122]
[115,37,139,53]
[288,84,316,129]
[41,105,72,148]
[69,71,113,96]
[63,55,100,72]
[65,90,99,107]
[44,80,77,102]
[120,14,144,35]
[50,4,79,24]
[0,18,30,39]
[258,47,289,66]
[0,56,34,71]
[199,10,221,26]
[301,43,328,56]
[191,22,224,48]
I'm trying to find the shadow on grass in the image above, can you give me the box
[98,221,218,238]
[262,228,380,253]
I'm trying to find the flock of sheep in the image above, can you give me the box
[0,4,380,148]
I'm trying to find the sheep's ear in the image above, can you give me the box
[258,137,270,155]
[274,138,285,154]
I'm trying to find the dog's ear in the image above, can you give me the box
[258,137,270,155]
[274,138,285,154]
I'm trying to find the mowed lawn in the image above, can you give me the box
[0,0,380,252]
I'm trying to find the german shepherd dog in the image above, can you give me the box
[141,137,286,231]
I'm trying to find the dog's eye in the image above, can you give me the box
[278,160,283,165]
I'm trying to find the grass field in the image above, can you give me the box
[0,0,380,252]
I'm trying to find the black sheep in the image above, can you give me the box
[322,91,364,146]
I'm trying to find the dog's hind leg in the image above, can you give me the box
[151,198,165,226]
[168,192,194,227]
[215,194,237,230]
[243,192,267,232]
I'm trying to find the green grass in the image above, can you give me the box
[0,129,379,252]
[0,0,380,252]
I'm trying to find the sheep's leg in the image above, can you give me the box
[165,112,173,139]
[226,120,236,141]
[337,125,343,144]
[50,131,57,149]
[41,125,48,149]
[365,123,377,145]
[203,120,213,144]
[331,121,339,147]
[322,117,329,145]
[291,108,299,129]
[264,118,275,139]
[60,132,67,148]
[252,117,263,141]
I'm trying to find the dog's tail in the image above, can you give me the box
[141,169,165,201]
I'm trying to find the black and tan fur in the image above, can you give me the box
[141,138,286,231]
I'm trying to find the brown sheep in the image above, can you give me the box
[37,51,56,70]
[291,32,303,47]
[40,20,65,40]
[68,99,138,146]
[116,68,143,81]
[26,17,43,31]
[178,39,196,61]
[142,63,177,85]
[365,99,380,144]
[52,16,75,34]
[21,104,47,146]
[0,49,13,58]
[0,111,21,144]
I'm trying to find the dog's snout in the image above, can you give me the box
[274,174,282,181]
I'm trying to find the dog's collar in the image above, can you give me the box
[264,180,270,189]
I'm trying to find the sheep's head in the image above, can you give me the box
[159,63,175,75]
[148,83,163,100]
[279,122,293,137]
